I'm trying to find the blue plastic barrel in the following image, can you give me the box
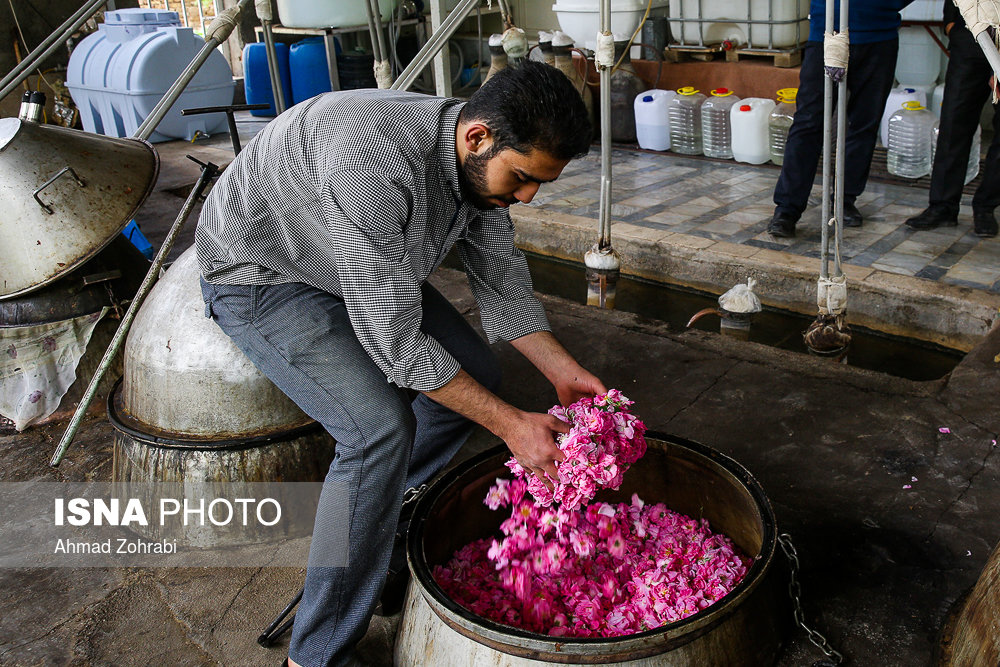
[290,37,337,105]
[243,42,292,117]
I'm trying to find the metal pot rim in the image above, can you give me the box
[406,432,778,660]
[107,378,322,450]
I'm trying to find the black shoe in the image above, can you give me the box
[974,209,999,237]
[767,211,798,238]
[906,205,958,230]
[843,201,863,227]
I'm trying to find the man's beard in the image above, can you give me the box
[458,148,515,210]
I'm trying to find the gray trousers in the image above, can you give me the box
[200,279,500,666]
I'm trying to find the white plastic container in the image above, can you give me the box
[930,83,946,118]
[768,87,796,166]
[896,26,941,87]
[67,9,234,143]
[634,89,676,151]
[552,0,669,53]
[880,86,926,147]
[667,0,809,48]
[668,86,706,155]
[901,0,939,20]
[730,98,775,164]
[887,101,936,178]
[701,88,740,159]
[277,0,396,28]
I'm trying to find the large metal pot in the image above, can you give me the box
[398,434,787,666]
[0,117,158,300]
[121,244,312,438]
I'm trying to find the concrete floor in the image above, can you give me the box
[3,125,1000,666]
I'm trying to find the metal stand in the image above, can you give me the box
[182,102,269,154]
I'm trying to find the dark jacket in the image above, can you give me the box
[808,0,914,44]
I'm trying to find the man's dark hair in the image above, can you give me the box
[459,60,592,161]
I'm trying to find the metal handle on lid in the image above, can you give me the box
[32,166,86,215]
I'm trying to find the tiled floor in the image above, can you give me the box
[526,148,1000,293]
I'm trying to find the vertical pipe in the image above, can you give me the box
[390,0,479,92]
[976,31,1000,81]
[833,0,848,276]
[179,0,190,27]
[261,20,287,113]
[697,0,704,47]
[599,0,612,247]
[324,30,341,91]
[197,0,207,38]
[0,0,109,101]
[365,0,384,63]
[819,0,834,279]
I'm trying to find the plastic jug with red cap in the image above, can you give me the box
[730,98,776,164]
[701,87,741,159]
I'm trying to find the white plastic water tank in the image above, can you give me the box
[896,26,941,87]
[730,98,775,164]
[634,89,676,151]
[277,0,396,28]
[667,0,809,48]
[552,0,669,53]
[67,9,234,143]
[901,0,939,21]
[931,83,946,118]
[880,86,926,147]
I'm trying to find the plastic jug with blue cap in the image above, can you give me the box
[634,89,676,151]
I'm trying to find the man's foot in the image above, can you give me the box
[974,209,999,237]
[767,211,798,238]
[906,205,958,231]
[843,201,863,227]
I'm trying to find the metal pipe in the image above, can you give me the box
[133,0,253,141]
[196,0,207,39]
[820,0,834,280]
[51,158,221,467]
[391,0,480,91]
[599,0,612,246]
[366,0,388,65]
[833,0,848,276]
[976,31,1000,80]
[0,0,109,101]
[261,20,287,114]
[179,0,190,28]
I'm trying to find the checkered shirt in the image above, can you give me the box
[195,90,550,391]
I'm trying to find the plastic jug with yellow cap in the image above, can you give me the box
[887,100,936,178]
[668,86,707,155]
[768,88,797,166]
[701,88,741,159]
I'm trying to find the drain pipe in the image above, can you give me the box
[0,0,109,101]
[585,0,621,309]
[257,0,287,114]
[364,0,392,88]
[133,0,253,141]
[804,0,851,356]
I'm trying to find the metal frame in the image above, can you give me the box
[666,0,805,53]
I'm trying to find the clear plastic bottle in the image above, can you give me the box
[887,101,936,178]
[668,86,706,155]
[700,88,740,159]
[932,121,981,184]
[768,87,797,166]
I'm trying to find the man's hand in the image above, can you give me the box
[510,331,607,406]
[499,410,570,481]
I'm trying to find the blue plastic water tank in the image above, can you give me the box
[67,9,234,142]
[290,37,334,105]
[243,42,292,116]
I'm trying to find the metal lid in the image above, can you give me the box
[0,117,20,151]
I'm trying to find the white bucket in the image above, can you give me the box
[552,0,668,53]
[634,89,676,151]
[896,26,941,87]
[730,98,775,164]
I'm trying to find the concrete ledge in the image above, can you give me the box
[512,207,1000,352]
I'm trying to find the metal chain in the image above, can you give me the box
[777,533,845,665]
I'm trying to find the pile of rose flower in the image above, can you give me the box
[433,391,751,637]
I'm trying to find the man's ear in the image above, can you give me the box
[462,122,492,155]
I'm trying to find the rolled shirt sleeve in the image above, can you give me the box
[322,170,461,391]
[457,208,551,344]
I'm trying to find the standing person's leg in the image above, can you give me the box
[910,26,991,230]
[970,49,1000,236]
[842,37,898,225]
[770,42,825,236]
[201,280,414,667]
[405,282,501,492]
